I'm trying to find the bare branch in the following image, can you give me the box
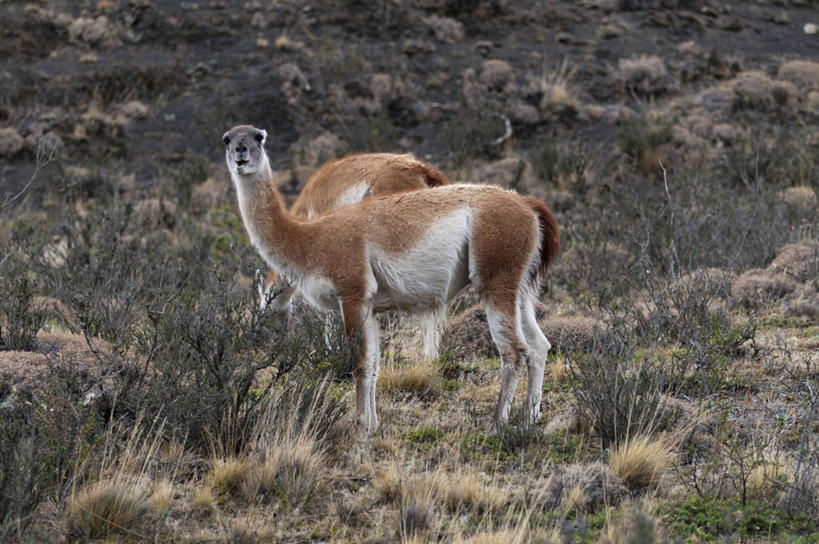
[1,138,57,211]
[491,116,512,146]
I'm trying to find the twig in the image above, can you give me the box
[659,160,678,280]
[1,138,56,211]
[492,116,512,146]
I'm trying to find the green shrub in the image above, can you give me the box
[443,100,506,167]
[568,331,665,449]
[617,116,671,167]
[0,226,48,351]
[0,404,53,540]
[0,267,47,352]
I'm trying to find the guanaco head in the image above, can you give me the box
[222,125,268,176]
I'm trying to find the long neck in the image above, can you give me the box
[231,157,307,271]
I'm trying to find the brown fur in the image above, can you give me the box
[523,196,560,284]
[272,153,449,288]
[224,125,559,431]
[290,152,449,216]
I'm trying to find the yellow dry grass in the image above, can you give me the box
[747,458,785,498]
[379,361,440,396]
[609,434,674,490]
[242,436,324,507]
[562,483,587,515]
[439,471,505,513]
[210,457,251,495]
[69,476,150,539]
[68,417,164,539]
[150,478,175,511]
[540,57,580,113]
[190,485,216,511]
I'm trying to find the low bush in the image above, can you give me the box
[0,228,47,351]
[568,330,665,449]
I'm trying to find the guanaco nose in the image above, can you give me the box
[235,143,248,160]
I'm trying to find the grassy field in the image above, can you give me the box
[1,1,818,542]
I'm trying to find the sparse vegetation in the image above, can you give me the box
[2,1,819,541]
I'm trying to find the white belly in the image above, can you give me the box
[369,209,471,312]
[296,273,340,312]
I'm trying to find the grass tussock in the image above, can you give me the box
[68,417,164,539]
[190,485,216,512]
[242,435,325,508]
[211,374,335,510]
[609,434,674,490]
[379,361,441,397]
[69,477,151,539]
[440,471,506,513]
[210,457,251,496]
[150,479,175,511]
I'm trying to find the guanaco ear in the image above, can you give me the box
[255,129,267,144]
[222,133,231,146]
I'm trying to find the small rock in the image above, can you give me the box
[80,53,98,63]
[804,23,817,35]
[771,10,789,25]
[0,127,24,158]
[256,37,269,48]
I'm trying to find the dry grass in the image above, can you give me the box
[457,528,530,544]
[210,457,251,496]
[609,434,674,490]
[438,471,506,513]
[397,485,437,542]
[379,361,441,397]
[560,484,586,516]
[190,485,216,512]
[68,418,164,539]
[599,504,662,544]
[540,58,580,113]
[374,462,404,504]
[151,478,175,511]
[613,54,673,97]
[242,437,325,508]
[69,476,151,539]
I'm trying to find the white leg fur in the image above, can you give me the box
[520,293,550,426]
[420,307,443,360]
[485,302,525,427]
[362,310,380,434]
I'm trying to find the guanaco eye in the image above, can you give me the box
[222,135,230,146]
[254,132,265,143]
